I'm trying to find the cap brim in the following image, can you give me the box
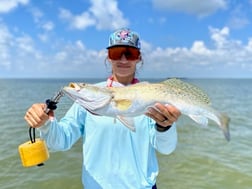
[106,44,140,49]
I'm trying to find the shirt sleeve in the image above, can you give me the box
[154,123,178,155]
[38,103,86,151]
[149,117,178,155]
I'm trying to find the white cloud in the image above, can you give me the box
[59,0,129,30]
[37,33,48,42]
[72,12,96,30]
[191,41,212,56]
[89,0,129,30]
[246,38,252,51]
[0,21,107,77]
[141,26,252,78]
[44,41,107,77]
[0,22,43,74]
[58,8,71,20]
[28,7,55,43]
[0,0,29,13]
[0,23,13,69]
[59,8,96,30]
[226,3,250,29]
[16,35,36,54]
[42,21,54,31]
[152,0,227,17]
[1,18,252,78]
[29,7,43,23]
[29,7,55,31]
[209,26,229,48]
[227,17,249,29]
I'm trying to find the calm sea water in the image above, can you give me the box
[0,78,251,189]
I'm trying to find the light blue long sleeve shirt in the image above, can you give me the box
[39,81,178,189]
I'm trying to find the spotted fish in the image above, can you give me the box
[63,78,230,141]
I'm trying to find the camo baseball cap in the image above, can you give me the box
[107,28,141,49]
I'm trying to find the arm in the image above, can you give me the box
[25,103,86,151]
[146,103,181,154]
[154,122,178,154]
[40,103,86,151]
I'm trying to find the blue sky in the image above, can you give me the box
[0,0,252,78]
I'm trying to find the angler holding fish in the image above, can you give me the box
[24,28,229,189]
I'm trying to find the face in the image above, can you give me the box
[107,46,141,77]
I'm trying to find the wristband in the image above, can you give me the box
[155,123,172,132]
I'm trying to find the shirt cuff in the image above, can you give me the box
[37,119,54,137]
[155,123,172,132]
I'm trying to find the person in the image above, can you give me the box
[24,28,181,189]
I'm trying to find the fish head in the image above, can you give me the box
[63,83,113,111]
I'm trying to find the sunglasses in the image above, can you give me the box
[108,47,140,60]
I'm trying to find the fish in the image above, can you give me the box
[63,78,230,141]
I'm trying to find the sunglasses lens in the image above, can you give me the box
[108,47,140,60]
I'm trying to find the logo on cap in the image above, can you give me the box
[107,28,141,49]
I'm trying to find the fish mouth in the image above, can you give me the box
[63,86,80,100]
[63,84,113,111]
[63,87,97,109]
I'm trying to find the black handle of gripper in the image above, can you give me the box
[29,127,36,144]
[45,99,57,112]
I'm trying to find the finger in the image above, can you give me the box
[156,104,173,118]
[157,118,173,127]
[165,105,181,122]
[24,104,48,128]
[25,111,44,128]
[147,107,167,123]
[146,111,172,127]
[146,108,172,127]
[153,103,181,126]
[24,117,36,128]
[34,111,48,126]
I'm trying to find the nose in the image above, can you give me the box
[119,54,128,63]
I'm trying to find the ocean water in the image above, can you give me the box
[0,78,251,189]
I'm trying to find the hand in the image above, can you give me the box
[146,103,181,127]
[24,103,54,128]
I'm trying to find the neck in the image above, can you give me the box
[111,74,135,85]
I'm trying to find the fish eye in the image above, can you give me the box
[79,83,86,87]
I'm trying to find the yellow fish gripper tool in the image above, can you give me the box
[18,127,49,167]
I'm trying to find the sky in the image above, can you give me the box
[0,0,252,79]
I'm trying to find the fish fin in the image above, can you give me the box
[117,116,136,131]
[114,99,132,111]
[189,114,208,127]
[218,112,231,141]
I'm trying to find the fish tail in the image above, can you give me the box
[218,112,231,141]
